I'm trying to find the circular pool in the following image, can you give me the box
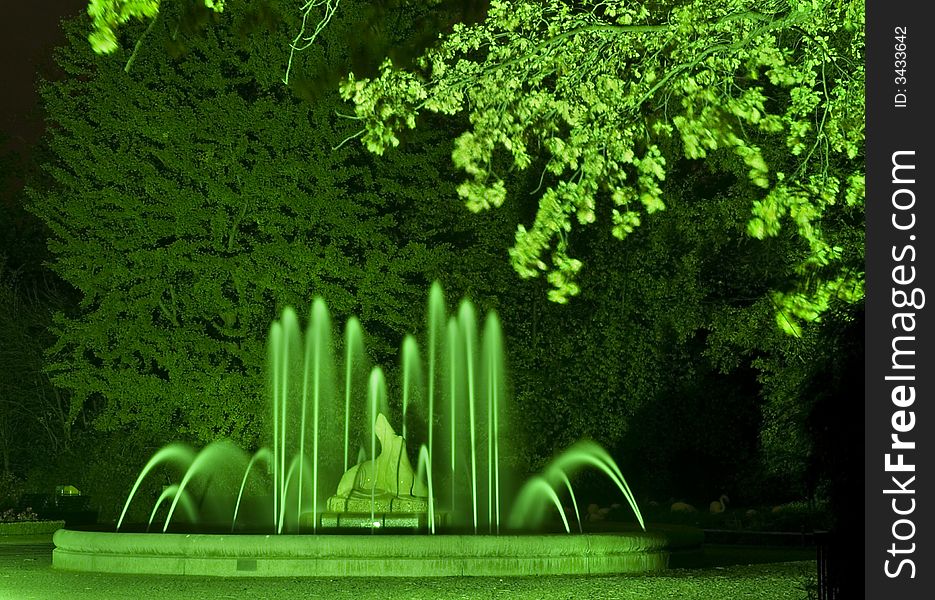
[52,525,701,577]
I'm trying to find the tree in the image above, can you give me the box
[84,1,865,335]
[86,0,225,55]
[340,0,865,335]
[28,0,495,449]
[66,0,864,505]
[2,137,80,478]
[0,265,74,476]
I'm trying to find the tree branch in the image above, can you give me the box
[637,11,807,108]
[124,13,159,74]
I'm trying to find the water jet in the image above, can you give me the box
[53,284,695,576]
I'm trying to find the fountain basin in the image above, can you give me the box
[52,526,700,576]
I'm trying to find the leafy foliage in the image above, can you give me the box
[86,0,225,55]
[28,0,475,448]
[0,268,74,476]
[1,141,77,476]
[0,507,39,523]
[339,0,865,334]
[48,0,864,509]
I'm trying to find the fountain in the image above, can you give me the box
[52,283,700,576]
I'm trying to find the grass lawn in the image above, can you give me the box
[0,536,816,600]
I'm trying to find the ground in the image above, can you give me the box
[1,534,816,599]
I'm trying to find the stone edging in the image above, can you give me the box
[53,527,702,577]
[0,520,66,536]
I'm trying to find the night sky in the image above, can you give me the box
[1,0,88,151]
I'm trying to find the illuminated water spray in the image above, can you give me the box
[117,283,644,535]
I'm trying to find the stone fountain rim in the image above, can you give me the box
[52,526,702,577]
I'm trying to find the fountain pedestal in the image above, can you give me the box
[303,412,435,529]
[305,510,448,529]
[325,490,428,513]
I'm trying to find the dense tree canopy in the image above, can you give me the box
[86,0,225,55]
[85,1,865,335]
[28,0,494,448]
[2,139,77,478]
[340,0,865,336]
[31,0,865,511]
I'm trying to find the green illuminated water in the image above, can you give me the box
[117,283,644,534]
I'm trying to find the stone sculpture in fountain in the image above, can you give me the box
[316,412,432,528]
